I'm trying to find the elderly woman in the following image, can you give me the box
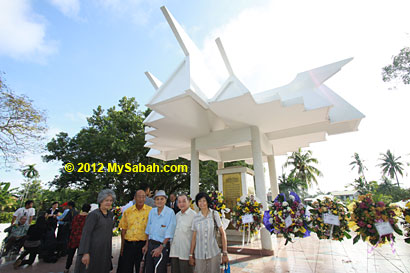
[189,192,229,273]
[74,189,115,273]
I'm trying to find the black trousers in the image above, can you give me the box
[18,246,40,266]
[119,240,145,273]
[65,247,77,269]
[145,240,168,273]
[57,224,70,255]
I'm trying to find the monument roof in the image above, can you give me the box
[144,6,364,163]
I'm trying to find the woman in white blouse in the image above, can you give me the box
[189,192,229,273]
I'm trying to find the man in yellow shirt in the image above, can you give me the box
[118,189,152,273]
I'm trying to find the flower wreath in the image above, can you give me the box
[263,192,310,245]
[209,191,230,217]
[231,195,263,237]
[112,206,122,236]
[308,197,351,241]
[348,193,402,248]
[402,200,410,244]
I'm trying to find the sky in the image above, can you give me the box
[1,0,410,195]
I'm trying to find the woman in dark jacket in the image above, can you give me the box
[13,215,47,268]
[74,189,115,273]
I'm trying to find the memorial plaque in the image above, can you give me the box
[222,173,242,210]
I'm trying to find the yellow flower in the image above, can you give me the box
[300,227,306,233]
[333,210,338,214]
[406,202,410,209]
[406,215,410,224]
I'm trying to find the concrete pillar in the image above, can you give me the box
[267,154,279,198]
[190,139,199,199]
[218,162,224,192]
[250,126,273,251]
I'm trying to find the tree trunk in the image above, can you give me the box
[394,170,400,188]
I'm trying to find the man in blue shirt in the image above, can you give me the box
[143,190,176,273]
[56,201,77,257]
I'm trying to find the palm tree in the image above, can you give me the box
[378,176,394,195]
[284,148,322,188]
[377,150,404,188]
[20,164,39,206]
[22,164,39,179]
[349,153,368,183]
[278,173,306,193]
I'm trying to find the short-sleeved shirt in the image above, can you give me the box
[13,207,35,224]
[145,206,176,243]
[5,224,29,238]
[119,204,152,241]
[191,209,222,259]
[170,208,196,260]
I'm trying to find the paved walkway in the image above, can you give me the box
[1,230,409,273]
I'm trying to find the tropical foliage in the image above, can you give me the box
[0,182,18,211]
[0,73,47,165]
[284,148,322,188]
[382,47,410,85]
[377,150,405,188]
[350,153,368,183]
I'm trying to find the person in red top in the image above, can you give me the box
[64,203,91,273]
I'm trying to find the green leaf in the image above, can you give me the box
[353,235,360,244]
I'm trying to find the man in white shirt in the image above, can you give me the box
[169,194,196,273]
[11,200,35,225]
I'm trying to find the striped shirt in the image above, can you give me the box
[191,208,222,259]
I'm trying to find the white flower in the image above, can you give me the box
[274,211,278,215]
[289,195,295,201]
[269,218,274,224]
[283,201,289,206]
[287,207,291,212]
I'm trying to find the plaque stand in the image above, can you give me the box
[217,167,261,245]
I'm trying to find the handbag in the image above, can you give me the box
[223,262,231,273]
[213,210,222,246]
[24,240,41,248]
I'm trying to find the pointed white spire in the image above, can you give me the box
[145,72,162,90]
[160,6,201,57]
[292,58,353,88]
[215,38,234,76]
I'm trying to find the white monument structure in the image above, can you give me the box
[144,6,364,252]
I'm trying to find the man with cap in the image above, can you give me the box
[143,190,176,273]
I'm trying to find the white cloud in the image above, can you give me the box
[94,0,161,25]
[0,0,57,61]
[49,0,80,18]
[64,112,89,123]
[197,0,410,192]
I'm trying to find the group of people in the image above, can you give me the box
[3,184,230,273]
[3,199,93,272]
[79,185,229,273]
